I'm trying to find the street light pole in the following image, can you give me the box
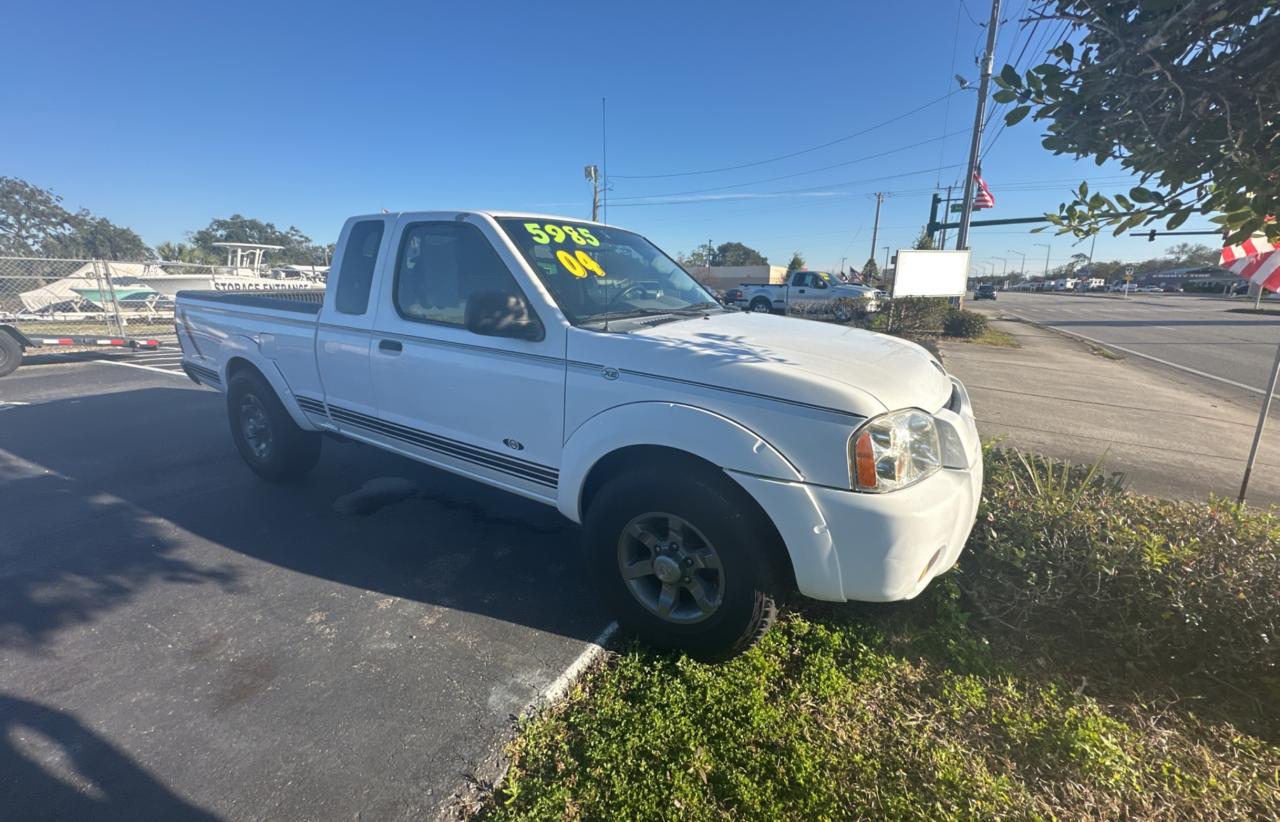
[1035,242,1052,280]
[1008,249,1026,279]
[883,245,891,274]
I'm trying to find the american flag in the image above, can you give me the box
[1221,232,1280,292]
[973,172,995,210]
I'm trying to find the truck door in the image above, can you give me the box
[366,215,565,502]
[312,217,392,431]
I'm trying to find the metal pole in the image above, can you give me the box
[883,245,890,273]
[868,192,884,265]
[940,184,954,249]
[955,0,1001,251]
[1238,339,1280,504]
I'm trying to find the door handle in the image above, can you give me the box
[378,339,403,353]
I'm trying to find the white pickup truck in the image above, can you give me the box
[176,211,981,659]
[737,270,882,320]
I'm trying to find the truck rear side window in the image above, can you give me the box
[334,220,385,315]
[393,222,522,328]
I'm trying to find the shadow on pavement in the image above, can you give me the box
[0,694,221,821]
[0,386,607,653]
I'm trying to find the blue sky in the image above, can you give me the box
[2,0,1213,274]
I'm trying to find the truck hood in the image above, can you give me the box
[567,311,952,418]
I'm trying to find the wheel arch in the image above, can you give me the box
[560,402,801,524]
[222,348,316,430]
[579,443,798,593]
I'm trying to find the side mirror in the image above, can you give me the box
[464,290,544,341]
[815,280,828,289]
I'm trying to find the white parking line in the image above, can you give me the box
[529,621,618,712]
[80,357,189,378]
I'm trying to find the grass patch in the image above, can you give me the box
[960,327,1019,348]
[481,450,1280,821]
[1227,307,1280,315]
[1087,342,1122,360]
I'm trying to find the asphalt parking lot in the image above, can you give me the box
[0,355,611,820]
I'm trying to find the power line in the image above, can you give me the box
[609,89,963,179]
[611,130,968,202]
[981,17,1073,160]
[607,164,967,208]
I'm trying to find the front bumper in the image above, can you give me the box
[728,378,983,603]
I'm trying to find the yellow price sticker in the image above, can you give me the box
[557,249,607,279]
[525,222,600,247]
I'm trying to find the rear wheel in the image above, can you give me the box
[585,460,780,660]
[0,333,23,378]
[227,370,320,482]
[749,297,773,314]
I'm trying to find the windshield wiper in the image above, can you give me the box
[668,301,722,314]
[581,308,684,326]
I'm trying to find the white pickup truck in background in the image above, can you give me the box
[736,270,882,320]
[176,211,981,659]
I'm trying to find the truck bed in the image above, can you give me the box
[175,289,325,314]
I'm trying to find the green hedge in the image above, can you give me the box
[965,450,1280,681]
[943,308,989,338]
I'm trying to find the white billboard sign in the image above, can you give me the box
[891,249,971,297]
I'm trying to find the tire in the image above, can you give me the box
[584,459,780,661]
[832,299,854,322]
[0,333,23,378]
[226,370,321,483]
[749,297,773,314]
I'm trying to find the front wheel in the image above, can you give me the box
[227,370,321,483]
[585,461,780,660]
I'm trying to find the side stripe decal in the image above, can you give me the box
[296,396,557,488]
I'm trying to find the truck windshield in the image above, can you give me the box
[496,218,722,326]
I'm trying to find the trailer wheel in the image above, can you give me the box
[227,370,321,482]
[0,333,23,378]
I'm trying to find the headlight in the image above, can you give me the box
[849,409,942,492]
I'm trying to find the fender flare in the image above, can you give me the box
[219,337,316,430]
[557,401,802,523]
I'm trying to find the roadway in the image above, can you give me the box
[0,356,612,820]
[982,292,1280,398]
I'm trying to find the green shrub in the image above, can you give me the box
[966,449,1280,681]
[878,296,951,335]
[944,308,989,338]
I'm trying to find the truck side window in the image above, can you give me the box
[393,221,522,328]
[334,220,385,315]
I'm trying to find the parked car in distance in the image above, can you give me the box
[736,270,880,320]
[175,211,982,660]
[1137,285,1163,293]
[721,287,744,307]
[973,284,997,300]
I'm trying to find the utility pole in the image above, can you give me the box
[868,192,885,265]
[883,245,891,274]
[584,165,600,221]
[955,0,1001,252]
[939,184,954,248]
[840,256,847,275]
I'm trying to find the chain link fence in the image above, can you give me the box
[0,256,327,343]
